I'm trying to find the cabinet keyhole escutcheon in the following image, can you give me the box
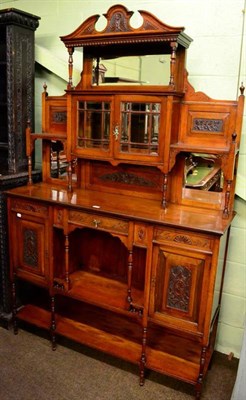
[113,124,119,140]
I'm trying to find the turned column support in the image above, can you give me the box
[11,276,18,335]
[127,248,133,306]
[169,41,178,88]
[50,295,57,351]
[139,326,147,386]
[195,346,207,399]
[162,173,168,209]
[26,119,35,185]
[67,46,74,89]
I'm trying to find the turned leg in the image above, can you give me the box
[50,295,56,351]
[127,249,133,306]
[195,346,206,399]
[11,280,18,335]
[139,327,147,386]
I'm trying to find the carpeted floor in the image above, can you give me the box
[0,326,238,400]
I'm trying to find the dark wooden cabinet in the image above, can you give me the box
[0,9,40,321]
[0,8,40,173]
[5,5,244,399]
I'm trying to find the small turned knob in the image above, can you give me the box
[93,219,101,228]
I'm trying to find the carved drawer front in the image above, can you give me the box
[153,227,212,252]
[68,210,129,236]
[10,199,48,217]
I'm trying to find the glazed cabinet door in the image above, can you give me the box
[8,198,51,287]
[113,95,166,163]
[71,94,167,165]
[149,243,211,336]
[71,95,113,159]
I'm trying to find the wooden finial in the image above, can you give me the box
[240,82,245,95]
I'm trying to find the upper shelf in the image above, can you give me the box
[60,4,193,57]
[60,5,193,91]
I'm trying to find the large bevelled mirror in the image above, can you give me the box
[92,55,170,86]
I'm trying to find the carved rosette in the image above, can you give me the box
[154,229,211,250]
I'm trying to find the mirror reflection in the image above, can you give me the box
[77,101,110,149]
[93,55,170,86]
[184,153,223,192]
[120,102,160,154]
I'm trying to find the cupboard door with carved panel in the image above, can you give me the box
[8,199,51,287]
[149,243,211,336]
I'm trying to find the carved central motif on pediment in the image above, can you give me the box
[106,11,129,32]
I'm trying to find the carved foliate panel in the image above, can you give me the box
[52,110,67,124]
[167,265,191,312]
[192,118,223,132]
[100,171,156,188]
[14,215,48,280]
[69,210,129,235]
[23,228,38,269]
[48,106,67,133]
[154,227,212,251]
[10,199,48,216]
[150,245,207,332]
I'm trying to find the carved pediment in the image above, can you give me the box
[60,4,192,49]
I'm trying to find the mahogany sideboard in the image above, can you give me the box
[5,5,244,398]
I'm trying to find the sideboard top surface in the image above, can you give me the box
[6,183,233,235]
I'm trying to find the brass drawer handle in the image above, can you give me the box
[93,219,101,228]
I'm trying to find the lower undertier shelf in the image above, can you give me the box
[16,301,204,385]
